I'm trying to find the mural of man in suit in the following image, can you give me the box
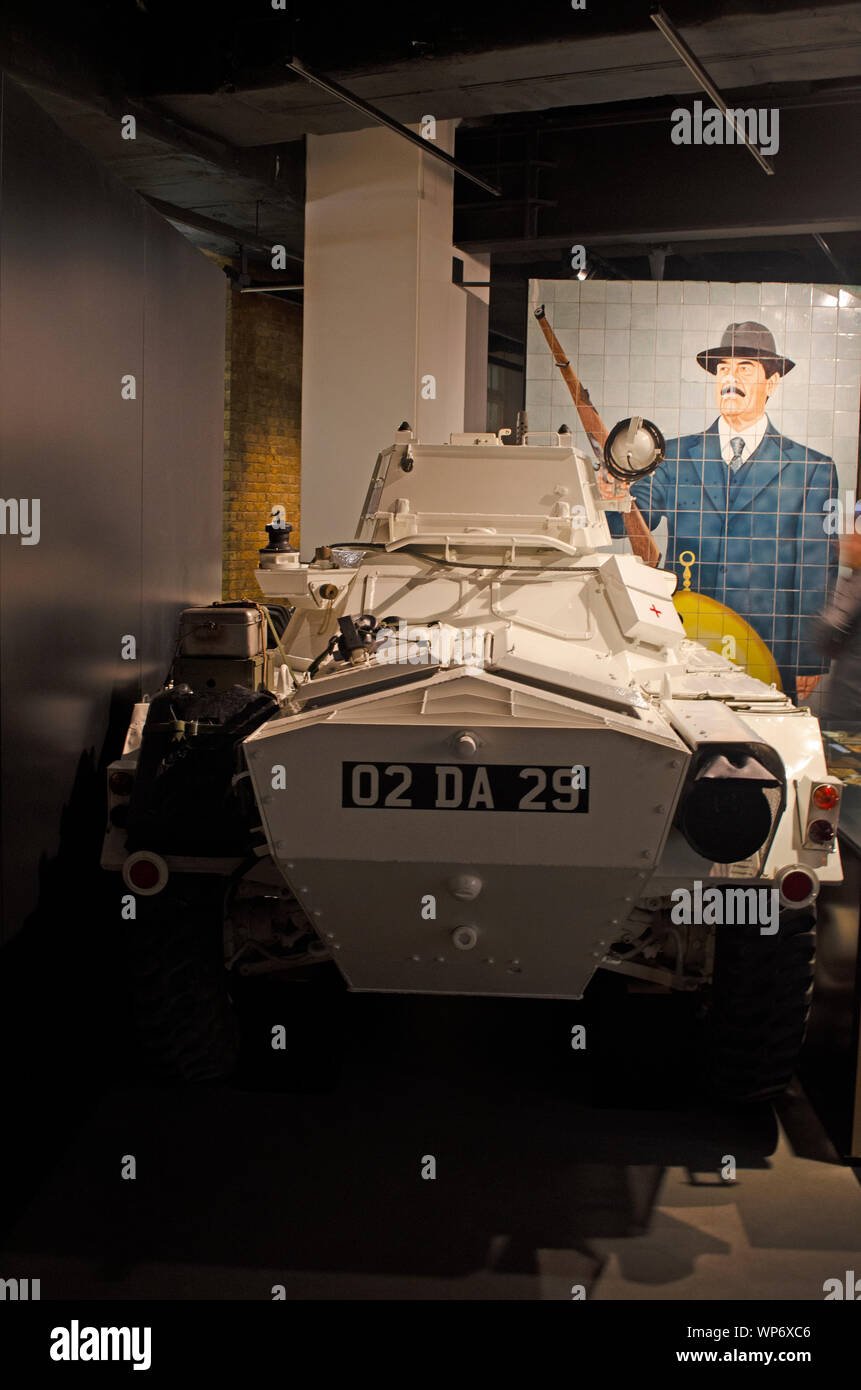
[608,321,839,700]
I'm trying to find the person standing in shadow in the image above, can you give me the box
[804,502,861,725]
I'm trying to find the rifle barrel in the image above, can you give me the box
[533,304,660,568]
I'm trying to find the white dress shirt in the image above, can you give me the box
[718,413,769,467]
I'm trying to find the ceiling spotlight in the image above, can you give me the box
[577,266,588,281]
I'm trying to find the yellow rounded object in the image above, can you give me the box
[673,587,783,690]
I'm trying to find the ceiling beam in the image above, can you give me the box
[2,56,302,208]
[458,217,861,257]
[142,196,301,260]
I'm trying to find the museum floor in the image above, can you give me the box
[3,988,860,1301]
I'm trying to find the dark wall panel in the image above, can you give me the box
[0,76,224,943]
[140,209,224,696]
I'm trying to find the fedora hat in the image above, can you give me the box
[697,321,794,376]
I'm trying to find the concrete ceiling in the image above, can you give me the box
[151,4,861,144]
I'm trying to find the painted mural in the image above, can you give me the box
[526,281,861,701]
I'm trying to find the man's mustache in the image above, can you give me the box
[721,384,745,398]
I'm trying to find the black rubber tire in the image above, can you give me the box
[706,907,816,1104]
[128,874,238,1084]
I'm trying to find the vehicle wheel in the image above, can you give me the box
[128,873,238,1083]
[706,907,816,1104]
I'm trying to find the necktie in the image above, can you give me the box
[729,436,746,472]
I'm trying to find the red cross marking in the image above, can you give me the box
[649,604,662,617]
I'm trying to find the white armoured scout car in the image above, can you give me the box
[103,421,843,1101]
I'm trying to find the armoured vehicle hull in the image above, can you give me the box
[103,426,842,1100]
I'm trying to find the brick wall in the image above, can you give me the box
[223,284,302,599]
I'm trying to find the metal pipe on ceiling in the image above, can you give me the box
[650,6,775,175]
[285,57,502,198]
[812,233,848,279]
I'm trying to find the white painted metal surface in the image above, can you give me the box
[242,429,843,998]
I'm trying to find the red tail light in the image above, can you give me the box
[122,852,168,896]
[780,870,814,902]
[807,818,835,846]
[812,784,840,811]
[776,866,818,909]
[128,859,160,890]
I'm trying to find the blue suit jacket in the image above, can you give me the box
[608,418,839,691]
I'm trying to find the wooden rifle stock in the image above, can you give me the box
[533,305,660,567]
